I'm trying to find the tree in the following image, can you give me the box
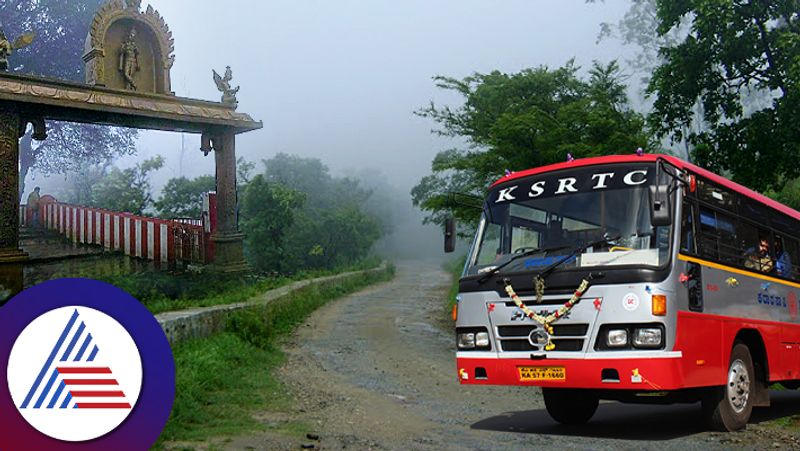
[91,156,164,215]
[237,157,255,185]
[1,0,138,198]
[254,153,385,272]
[155,175,216,219]
[263,153,375,211]
[647,0,800,192]
[240,175,306,273]
[767,178,800,212]
[589,0,687,83]
[412,60,653,226]
[60,163,112,206]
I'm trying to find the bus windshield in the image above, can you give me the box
[466,164,672,277]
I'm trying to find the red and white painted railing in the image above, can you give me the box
[23,193,218,265]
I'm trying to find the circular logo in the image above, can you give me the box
[0,279,175,451]
[622,293,640,312]
[528,329,549,346]
[7,306,143,442]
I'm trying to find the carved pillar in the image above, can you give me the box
[0,111,26,261]
[211,129,248,273]
[0,111,27,303]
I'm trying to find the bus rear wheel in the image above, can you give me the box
[542,388,598,424]
[702,342,754,431]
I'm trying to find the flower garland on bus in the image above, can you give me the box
[504,278,590,351]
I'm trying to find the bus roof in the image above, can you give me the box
[490,153,800,223]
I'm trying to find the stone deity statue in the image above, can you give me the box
[213,66,240,108]
[0,31,11,71]
[119,28,140,90]
[0,27,35,71]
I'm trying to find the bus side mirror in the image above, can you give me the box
[444,217,456,253]
[650,184,672,227]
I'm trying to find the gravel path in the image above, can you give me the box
[224,261,800,450]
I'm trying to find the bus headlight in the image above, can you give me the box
[606,329,628,347]
[456,327,492,350]
[458,332,476,349]
[596,324,665,351]
[633,327,663,348]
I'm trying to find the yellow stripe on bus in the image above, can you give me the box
[677,254,800,289]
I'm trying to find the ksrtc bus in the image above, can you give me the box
[448,154,800,431]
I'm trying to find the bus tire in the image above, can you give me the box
[542,388,598,425]
[702,342,754,431]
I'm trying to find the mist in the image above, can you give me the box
[26,0,636,262]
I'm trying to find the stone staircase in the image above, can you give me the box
[19,227,105,262]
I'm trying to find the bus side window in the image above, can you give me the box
[698,207,738,264]
[687,261,703,312]
[736,221,759,269]
[697,207,719,260]
[680,201,696,254]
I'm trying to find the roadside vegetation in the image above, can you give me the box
[445,256,465,312]
[97,257,385,314]
[414,0,800,235]
[156,264,395,447]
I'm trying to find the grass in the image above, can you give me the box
[444,256,466,312]
[159,333,288,443]
[155,263,395,447]
[770,414,800,428]
[94,257,385,314]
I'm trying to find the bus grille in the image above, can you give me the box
[496,324,589,352]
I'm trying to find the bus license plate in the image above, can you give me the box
[518,366,565,381]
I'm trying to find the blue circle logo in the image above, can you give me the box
[0,279,175,450]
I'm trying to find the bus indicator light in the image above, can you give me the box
[652,295,667,316]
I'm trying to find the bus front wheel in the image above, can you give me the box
[542,388,598,424]
[702,342,754,431]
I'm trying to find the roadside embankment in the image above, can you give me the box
[156,262,393,345]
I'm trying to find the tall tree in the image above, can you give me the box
[91,156,164,215]
[60,162,112,206]
[1,0,138,198]
[240,175,306,274]
[412,60,653,226]
[155,175,216,219]
[251,153,384,272]
[647,0,800,192]
[589,0,687,83]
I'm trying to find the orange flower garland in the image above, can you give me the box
[504,279,590,351]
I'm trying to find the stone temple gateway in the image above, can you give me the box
[0,0,262,295]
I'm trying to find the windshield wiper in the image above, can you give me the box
[534,234,622,282]
[477,244,570,284]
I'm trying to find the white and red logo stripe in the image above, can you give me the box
[56,366,131,409]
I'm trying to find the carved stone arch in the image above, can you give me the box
[83,0,175,95]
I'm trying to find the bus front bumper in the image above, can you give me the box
[456,354,692,390]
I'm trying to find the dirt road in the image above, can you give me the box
[227,261,800,450]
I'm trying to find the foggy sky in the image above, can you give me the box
[27,1,637,259]
[117,0,634,193]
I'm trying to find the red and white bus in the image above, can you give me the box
[448,154,800,431]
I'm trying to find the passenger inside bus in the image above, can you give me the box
[775,237,792,277]
[745,237,774,273]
